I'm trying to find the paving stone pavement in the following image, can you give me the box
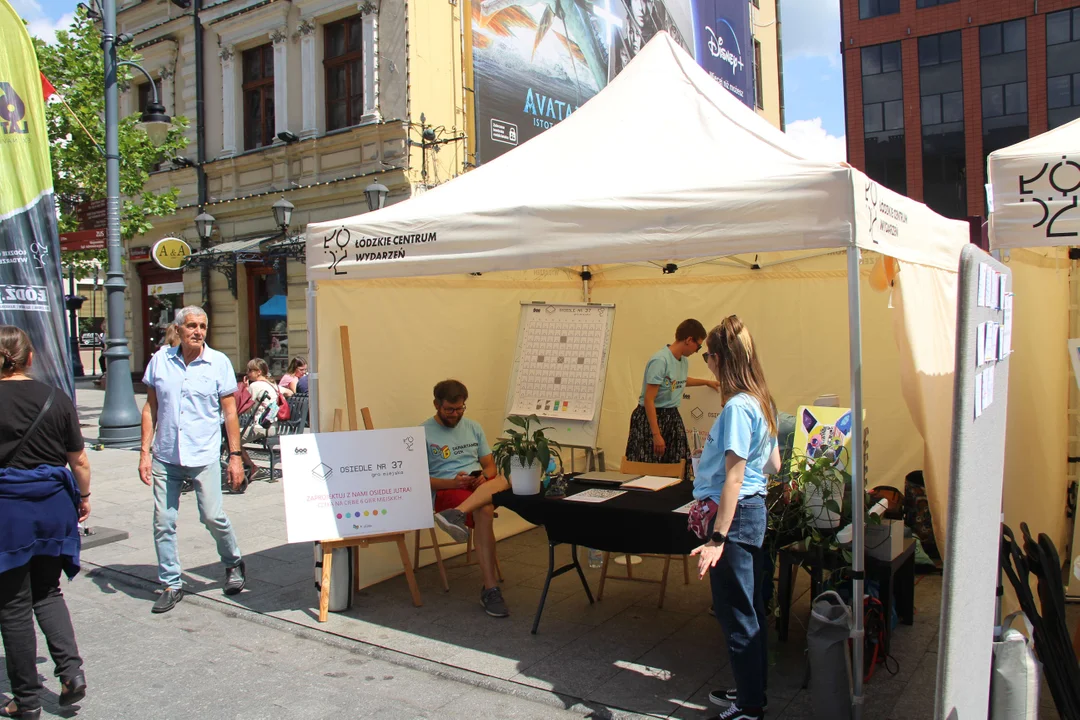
[0,565,608,720]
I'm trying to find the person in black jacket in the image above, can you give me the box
[0,326,91,719]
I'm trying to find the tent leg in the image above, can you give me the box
[846,246,866,720]
[307,281,320,433]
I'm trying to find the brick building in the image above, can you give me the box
[841,0,1080,221]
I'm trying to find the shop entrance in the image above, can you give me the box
[137,263,184,369]
[247,263,289,378]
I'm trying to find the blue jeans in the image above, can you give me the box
[152,458,242,589]
[710,495,768,709]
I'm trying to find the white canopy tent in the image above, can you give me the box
[988,120,1079,599]
[304,33,969,716]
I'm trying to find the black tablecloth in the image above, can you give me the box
[493,479,701,555]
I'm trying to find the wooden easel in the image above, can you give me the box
[316,326,422,622]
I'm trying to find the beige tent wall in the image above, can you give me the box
[314,270,585,589]
[588,254,922,490]
[1003,249,1071,549]
[313,253,938,590]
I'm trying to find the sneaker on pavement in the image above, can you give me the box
[480,586,509,618]
[435,509,469,543]
[709,703,764,720]
[151,587,183,614]
[709,689,768,710]
[224,560,247,596]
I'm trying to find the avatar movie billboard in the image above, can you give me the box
[471,0,755,164]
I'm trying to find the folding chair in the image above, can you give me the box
[596,457,690,608]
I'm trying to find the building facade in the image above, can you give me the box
[119,0,783,374]
[841,0,1080,222]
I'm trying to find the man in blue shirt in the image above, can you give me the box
[139,306,247,614]
[424,380,510,618]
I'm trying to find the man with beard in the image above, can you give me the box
[424,380,509,618]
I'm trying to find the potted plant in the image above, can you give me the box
[492,415,562,496]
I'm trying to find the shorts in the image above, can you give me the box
[434,489,475,528]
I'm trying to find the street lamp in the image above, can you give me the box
[364,179,389,212]
[194,211,216,242]
[96,0,174,447]
[272,197,294,231]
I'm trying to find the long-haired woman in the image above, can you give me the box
[0,327,90,718]
[689,316,780,720]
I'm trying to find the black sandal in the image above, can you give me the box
[0,701,42,719]
[59,672,87,706]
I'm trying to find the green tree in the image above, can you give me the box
[34,7,189,279]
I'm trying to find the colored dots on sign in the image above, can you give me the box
[336,514,342,519]
[381,509,387,515]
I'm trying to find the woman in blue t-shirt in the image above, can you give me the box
[689,316,780,720]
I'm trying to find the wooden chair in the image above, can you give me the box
[596,457,690,609]
[413,511,504,591]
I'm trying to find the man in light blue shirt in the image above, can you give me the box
[139,306,246,614]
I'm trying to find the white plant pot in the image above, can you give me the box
[804,478,844,529]
[509,456,543,496]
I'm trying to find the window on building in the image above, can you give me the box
[753,39,764,110]
[981,19,1028,208]
[862,41,905,195]
[860,0,899,20]
[324,15,366,132]
[1047,9,1080,129]
[242,44,275,150]
[916,0,958,7]
[920,31,966,219]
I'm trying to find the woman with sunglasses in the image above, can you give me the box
[624,318,717,478]
[689,316,781,720]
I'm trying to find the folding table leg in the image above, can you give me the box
[531,542,558,635]
[570,544,594,603]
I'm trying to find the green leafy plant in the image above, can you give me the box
[491,415,562,478]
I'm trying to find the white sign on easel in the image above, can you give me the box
[280,428,433,543]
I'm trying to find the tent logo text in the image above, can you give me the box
[1018,155,1080,239]
[0,82,29,135]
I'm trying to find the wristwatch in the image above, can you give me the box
[710,531,728,545]
[228,451,243,457]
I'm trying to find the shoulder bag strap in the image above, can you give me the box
[3,386,57,466]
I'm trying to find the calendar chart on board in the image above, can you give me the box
[508,303,615,422]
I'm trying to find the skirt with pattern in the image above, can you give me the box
[624,405,690,480]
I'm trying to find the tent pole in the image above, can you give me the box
[846,245,866,719]
[582,265,590,303]
[307,281,320,433]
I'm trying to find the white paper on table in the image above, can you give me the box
[976,322,986,366]
[672,500,695,515]
[1003,293,1013,355]
[623,475,682,491]
[982,367,993,410]
[563,488,627,503]
[974,372,984,418]
[978,264,988,307]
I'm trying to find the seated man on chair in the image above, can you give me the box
[424,379,510,618]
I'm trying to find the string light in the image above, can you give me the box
[174,167,404,212]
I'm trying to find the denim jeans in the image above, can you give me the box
[0,556,84,710]
[709,495,768,709]
[152,458,242,589]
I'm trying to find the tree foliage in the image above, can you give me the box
[33,7,189,278]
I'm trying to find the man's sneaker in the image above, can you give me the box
[151,587,183,614]
[709,703,764,720]
[435,509,470,543]
[480,586,509,618]
[709,689,768,710]
[224,560,247,596]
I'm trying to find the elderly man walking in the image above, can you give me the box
[139,306,247,614]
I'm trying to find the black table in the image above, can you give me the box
[494,479,701,633]
[776,537,916,654]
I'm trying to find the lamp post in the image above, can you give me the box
[364,179,389,212]
[96,0,173,447]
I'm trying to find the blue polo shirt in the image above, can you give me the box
[638,346,689,409]
[692,393,776,502]
[143,344,238,467]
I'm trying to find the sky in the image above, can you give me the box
[15,0,848,160]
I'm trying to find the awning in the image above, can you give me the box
[185,236,273,267]
[265,235,306,262]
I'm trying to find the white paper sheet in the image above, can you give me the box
[563,488,627,503]
[672,500,695,515]
[976,322,986,366]
[978,264,988,307]
[982,367,993,411]
[985,322,998,362]
[998,326,1007,361]
[975,372,983,418]
[622,475,682,491]
[1003,293,1013,355]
